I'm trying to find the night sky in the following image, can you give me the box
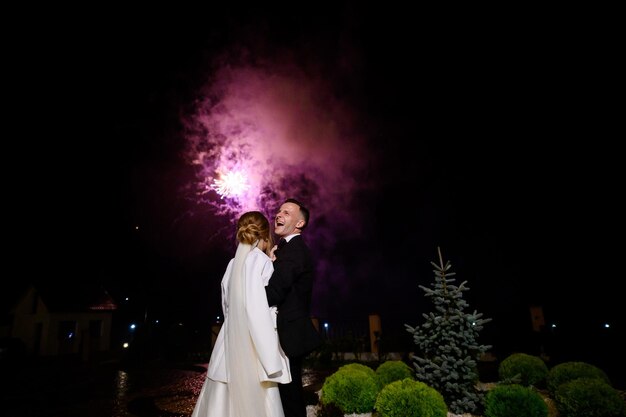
[8,6,623,353]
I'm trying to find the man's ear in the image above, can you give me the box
[296,219,305,229]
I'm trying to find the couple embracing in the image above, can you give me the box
[191,198,322,417]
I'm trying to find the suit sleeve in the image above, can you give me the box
[265,255,299,307]
[245,252,283,376]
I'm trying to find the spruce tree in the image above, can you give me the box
[405,247,492,414]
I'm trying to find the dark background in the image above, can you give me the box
[6,4,623,372]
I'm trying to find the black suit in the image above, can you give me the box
[266,234,321,417]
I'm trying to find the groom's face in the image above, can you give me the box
[274,202,304,237]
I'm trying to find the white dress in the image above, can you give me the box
[191,243,291,417]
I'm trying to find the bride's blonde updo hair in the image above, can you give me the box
[236,211,273,256]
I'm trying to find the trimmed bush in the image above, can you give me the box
[375,378,447,417]
[498,353,548,387]
[338,362,376,378]
[554,377,625,417]
[375,360,414,388]
[320,366,379,414]
[546,361,611,395]
[483,384,548,417]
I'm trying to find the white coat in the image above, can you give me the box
[207,247,291,384]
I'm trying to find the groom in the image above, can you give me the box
[266,198,322,417]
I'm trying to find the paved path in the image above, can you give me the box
[1,359,328,417]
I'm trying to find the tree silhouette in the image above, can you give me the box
[405,247,492,414]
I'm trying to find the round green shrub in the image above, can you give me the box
[546,361,611,395]
[375,378,447,417]
[498,353,548,387]
[375,360,414,388]
[483,384,548,417]
[554,377,625,417]
[338,362,376,378]
[320,366,378,414]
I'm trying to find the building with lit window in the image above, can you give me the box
[6,284,117,359]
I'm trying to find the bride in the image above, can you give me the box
[191,211,291,417]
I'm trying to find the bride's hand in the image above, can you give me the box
[270,244,278,261]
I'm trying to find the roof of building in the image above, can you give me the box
[5,282,118,314]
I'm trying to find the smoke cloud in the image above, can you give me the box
[182,55,377,315]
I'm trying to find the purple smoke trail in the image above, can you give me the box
[182,62,376,315]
